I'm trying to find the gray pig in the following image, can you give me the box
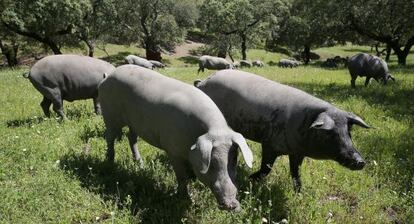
[25,54,115,119]
[198,55,234,73]
[348,53,395,88]
[125,55,154,69]
[252,60,264,67]
[149,60,166,68]
[239,60,252,68]
[98,65,253,211]
[196,70,370,192]
[278,59,300,68]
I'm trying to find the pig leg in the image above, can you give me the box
[364,77,371,87]
[289,155,304,192]
[250,143,278,180]
[105,127,121,162]
[51,96,66,119]
[40,97,52,117]
[350,75,357,88]
[127,129,144,168]
[93,97,101,115]
[171,158,193,198]
[197,67,204,74]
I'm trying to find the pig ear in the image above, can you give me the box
[310,112,335,130]
[347,113,370,129]
[232,133,253,168]
[190,134,213,174]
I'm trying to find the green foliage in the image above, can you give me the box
[271,0,341,53]
[0,46,413,223]
[338,0,414,64]
[1,0,91,55]
[198,0,289,59]
[114,0,197,55]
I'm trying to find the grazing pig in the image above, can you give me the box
[278,59,300,68]
[149,60,166,68]
[195,70,370,192]
[125,55,154,69]
[198,55,234,73]
[239,60,252,68]
[348,53,395,88]
[252,60,264,67]
[25,54,115,119]
[98,65,253,211]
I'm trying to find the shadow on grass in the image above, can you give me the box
[388,64,414,75]
[343,48,373,54]
[177,56,199,65]
[236,167,289,221]
[6,116,46,128]
[60,154,191,223]
[100,51,134,66]
[66,107,95,120]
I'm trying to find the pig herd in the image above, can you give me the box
[23,53,381,211]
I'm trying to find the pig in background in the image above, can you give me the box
[348,53,395,88]
[24,54,115,119]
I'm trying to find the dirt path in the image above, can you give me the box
[172,40,204,58]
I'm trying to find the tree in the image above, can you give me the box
[1,0,89,54]
[199,0,289,60]
[270,0,342,64]
[116,0,197,61]
[74,0,118,57]
[0,0,19,66]
[341,0,414,65]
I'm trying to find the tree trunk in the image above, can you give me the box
[46,40,62,54]
[0,41,19,67]
[396,52,408,65]
[391,43,409,65]
[385,44,391,62]
[144,38,162,61]
[84,40,95,57]
[241,33,247,60]
[303,45,311,65]
[217,46,227,58]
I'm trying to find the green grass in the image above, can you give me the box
[1,45,414,223]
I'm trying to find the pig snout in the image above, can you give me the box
[218,197,240,211]
[337,150,366,170]
[213,181,241,211]
[351,153,366,170]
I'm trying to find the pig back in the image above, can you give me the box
[30,55,114,101]
[197,70,331,142]
[99,65,229,151]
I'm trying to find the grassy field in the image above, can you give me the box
[0,46,413,223]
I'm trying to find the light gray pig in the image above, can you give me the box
[98,65,253,211]
[348,53,395,88]
[252,60,264,67]
[25,54,115,119]
[196,70,370,192]
[149,60,166,68]
[198,55,234,73]
[125,55,154,69]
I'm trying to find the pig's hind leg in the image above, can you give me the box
[40,97,52,117]
[127,129,144,168]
